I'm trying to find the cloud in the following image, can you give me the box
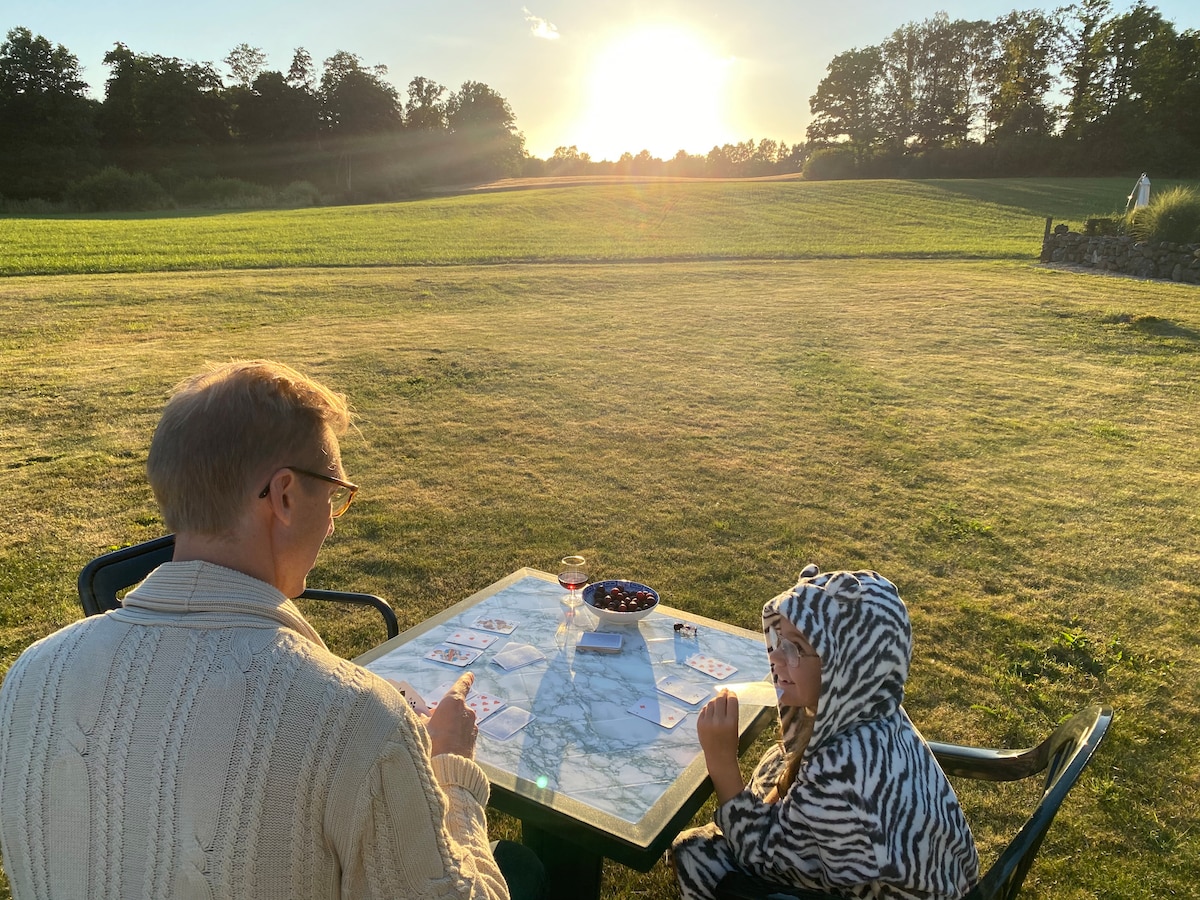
[522,7,561,41]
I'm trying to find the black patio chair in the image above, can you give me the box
[78,534,399,645]
[714,704,1113,900]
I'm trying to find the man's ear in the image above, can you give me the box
[263,468,299,525]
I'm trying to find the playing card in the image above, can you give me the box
[444,629,500,650]
[464,691,507,722]
[425,680,459,712]
[628,696,689,729]
[491,643,546,672]
[471,615,518,635]
[478,706,534,740]
[425,644,482,667]
[685,653,738,680]
[385,679,430,715]
[721,680,783,706]
[655,675,711,705]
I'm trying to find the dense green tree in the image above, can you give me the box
[666,148,705,177]
[316,51,401,194]
[910,14,988,149]
[877,23,921,151]
[807,46,883,160]
[0,26,99,198]
[224,43,266,89]
[984,10,1061,139]
[547,144,591,175]
[97,43,229,174]
[1061,0,1114,137]
[405,76,446,130]
[233,70,319,145]
[319,51,400,136]
[444,80,524,181]
[287,48,316,91]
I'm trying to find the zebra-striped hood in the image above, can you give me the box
[763,565,911,758]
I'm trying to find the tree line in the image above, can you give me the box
[0,30,526,206]
[803,0,1200,179]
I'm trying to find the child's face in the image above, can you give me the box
[768,617,822,709]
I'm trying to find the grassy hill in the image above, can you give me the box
[3,176,1195,276]
[1,178,1198,899]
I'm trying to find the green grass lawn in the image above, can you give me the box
[3,176,1197,276]
[2,178,1199,899]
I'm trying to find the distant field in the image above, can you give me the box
[3,176,1196,276]
[1,179,1199,900]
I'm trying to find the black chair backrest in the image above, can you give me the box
[78,535,399,641]
[946,705,1113,900]
[78,535,176,616]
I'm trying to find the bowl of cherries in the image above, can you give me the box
[582,580,660,625]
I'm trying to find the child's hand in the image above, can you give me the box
[698,690,745,804]
[697,689,740,758]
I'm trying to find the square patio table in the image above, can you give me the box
[355,568,777,900]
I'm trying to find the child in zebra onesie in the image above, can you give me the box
[672,565,979,900]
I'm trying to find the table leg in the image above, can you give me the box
[520,820,604,900]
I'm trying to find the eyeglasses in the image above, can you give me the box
[258,466,359,518]
[767,626,818,668]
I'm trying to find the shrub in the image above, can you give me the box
[1085,217,1120,236]
[1127,186,1200,244]
[802,147,858,181]
[0,195,68,215]
[174,176,274,209]
[66,167,170,212]
[277,181,321,207]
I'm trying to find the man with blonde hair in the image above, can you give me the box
[0,360,539,899]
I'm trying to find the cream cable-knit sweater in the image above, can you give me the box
[0,561,509,900]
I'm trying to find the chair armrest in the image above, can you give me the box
[928,740,1050,782]
[298,588,399,639]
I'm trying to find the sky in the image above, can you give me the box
[7,1,1200,161]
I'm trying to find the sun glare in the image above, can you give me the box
[574,27,734,161]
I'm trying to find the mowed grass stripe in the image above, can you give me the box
[7,177,1198,277]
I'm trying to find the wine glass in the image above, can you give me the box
[558,555,588,609]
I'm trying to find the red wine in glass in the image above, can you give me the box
[559,556,587,608]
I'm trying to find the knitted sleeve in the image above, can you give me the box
[339,732,509,900]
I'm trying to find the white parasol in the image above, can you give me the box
[1127,173,1151,212]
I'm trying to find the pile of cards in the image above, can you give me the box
[491,643,546,672]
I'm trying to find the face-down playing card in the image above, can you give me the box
[478,706,534,740]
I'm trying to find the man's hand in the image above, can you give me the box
[697,690,744,803]
[426,672,478,758]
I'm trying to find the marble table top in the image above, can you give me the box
[357,569,774,836]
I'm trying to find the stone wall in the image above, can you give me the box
[1041,224,1200,283]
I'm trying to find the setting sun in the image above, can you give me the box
[573,26,734,161]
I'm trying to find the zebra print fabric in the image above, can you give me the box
[672,566,979,900]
